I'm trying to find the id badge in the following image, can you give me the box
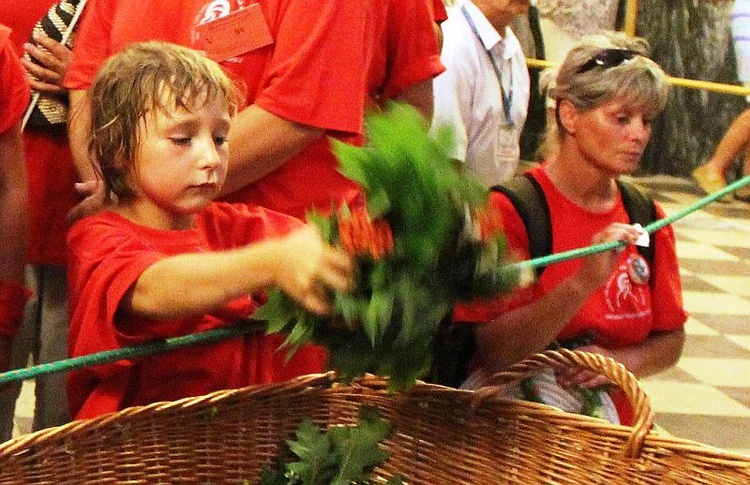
[497,123,519,162]
[195,3,273,62]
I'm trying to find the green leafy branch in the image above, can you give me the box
[260,407,404,485]
[254,103,520,390]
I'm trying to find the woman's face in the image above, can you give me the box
[569,96,653,176]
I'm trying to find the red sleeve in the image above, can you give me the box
[199,202,304,248]
[430,0,448,23]
[66,213,164,356]
[453,190,538,322]
[381,0,444,99]
[650,203,688,331]
[0,27,30,133]
[254,0,368,134]
[63,0,117,90]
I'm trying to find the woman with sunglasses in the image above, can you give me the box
[455,31,686,425]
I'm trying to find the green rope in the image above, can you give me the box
[0,322,259,385]
[0,175,747,386]
[504,174,750,275]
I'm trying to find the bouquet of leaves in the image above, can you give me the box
[255,103,519,390]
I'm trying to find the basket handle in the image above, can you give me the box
[470,349,654,459]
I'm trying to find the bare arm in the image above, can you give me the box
[67,95,325,218]
[393,78,434,122]
[219,105,325,196]
[0,122,29,373]
[0,122,29,284]
[707,107,750,170]
[557,328,686,389]
[68,89,96,182]
[475,223,642,372]
[122,225,352,320]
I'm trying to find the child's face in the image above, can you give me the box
[129,89,231,229]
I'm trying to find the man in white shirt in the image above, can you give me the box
[432,0,531,187]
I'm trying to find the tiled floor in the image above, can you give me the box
[9,174,750,459]
[631,174,750,457]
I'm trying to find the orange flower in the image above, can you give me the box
[473,205,503,243]
[338,208,394,258]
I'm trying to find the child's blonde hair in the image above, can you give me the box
[87,40,242,202]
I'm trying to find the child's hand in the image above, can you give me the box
[276,225,353,315]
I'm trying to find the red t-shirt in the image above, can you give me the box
[429,0,448,24]
[0,25,29,134]
[0,1,79,265]
[0,0,53,55]
[455,164,687,424]
[65,0,376,219]
[367,0,445,102]
[66,203,327,420]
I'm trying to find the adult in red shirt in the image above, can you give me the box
[65,0,443,220]
[455,32,686,425]
[0,0,81,439]
[0,22,31,403]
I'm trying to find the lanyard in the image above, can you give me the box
[461,5,514,126]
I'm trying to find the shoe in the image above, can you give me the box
[692,164,727,195]
[735,185,750,203]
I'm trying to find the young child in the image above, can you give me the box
[66,41,353,420]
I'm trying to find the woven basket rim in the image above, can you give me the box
[2,350,750,477]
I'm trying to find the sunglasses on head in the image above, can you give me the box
[577,49,640,74]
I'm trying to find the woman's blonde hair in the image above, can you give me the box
[87,41,242,203]
[540,31,670,158]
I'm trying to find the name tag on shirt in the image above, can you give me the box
[195,3,273,63]
[497,123,520,162]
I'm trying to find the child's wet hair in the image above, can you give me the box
[87,41,242,202]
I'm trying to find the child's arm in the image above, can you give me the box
[120,225,352,320]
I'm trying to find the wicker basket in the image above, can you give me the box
[0,349,748,484]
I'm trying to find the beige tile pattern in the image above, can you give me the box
[637,175,750,457]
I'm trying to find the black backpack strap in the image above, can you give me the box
[427,173,551,388]
[616,179,657,271]
[491,172,551,279]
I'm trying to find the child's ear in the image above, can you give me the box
[557,99,579,136]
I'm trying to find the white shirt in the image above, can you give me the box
[431,0,530,187]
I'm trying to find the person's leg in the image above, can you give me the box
[31,264,70,432]
[734,146,750,201]
[693,107,750,195]
[0,267,39,441]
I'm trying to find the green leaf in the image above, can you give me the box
[260,467,289,485]
[385,476,406,485]
[333,141,373,189]
[285,418,337,485]
[307,211,335,243]
[329,408,393,484]
[255,290,296,334]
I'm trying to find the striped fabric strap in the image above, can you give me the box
[22,0,85,129]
